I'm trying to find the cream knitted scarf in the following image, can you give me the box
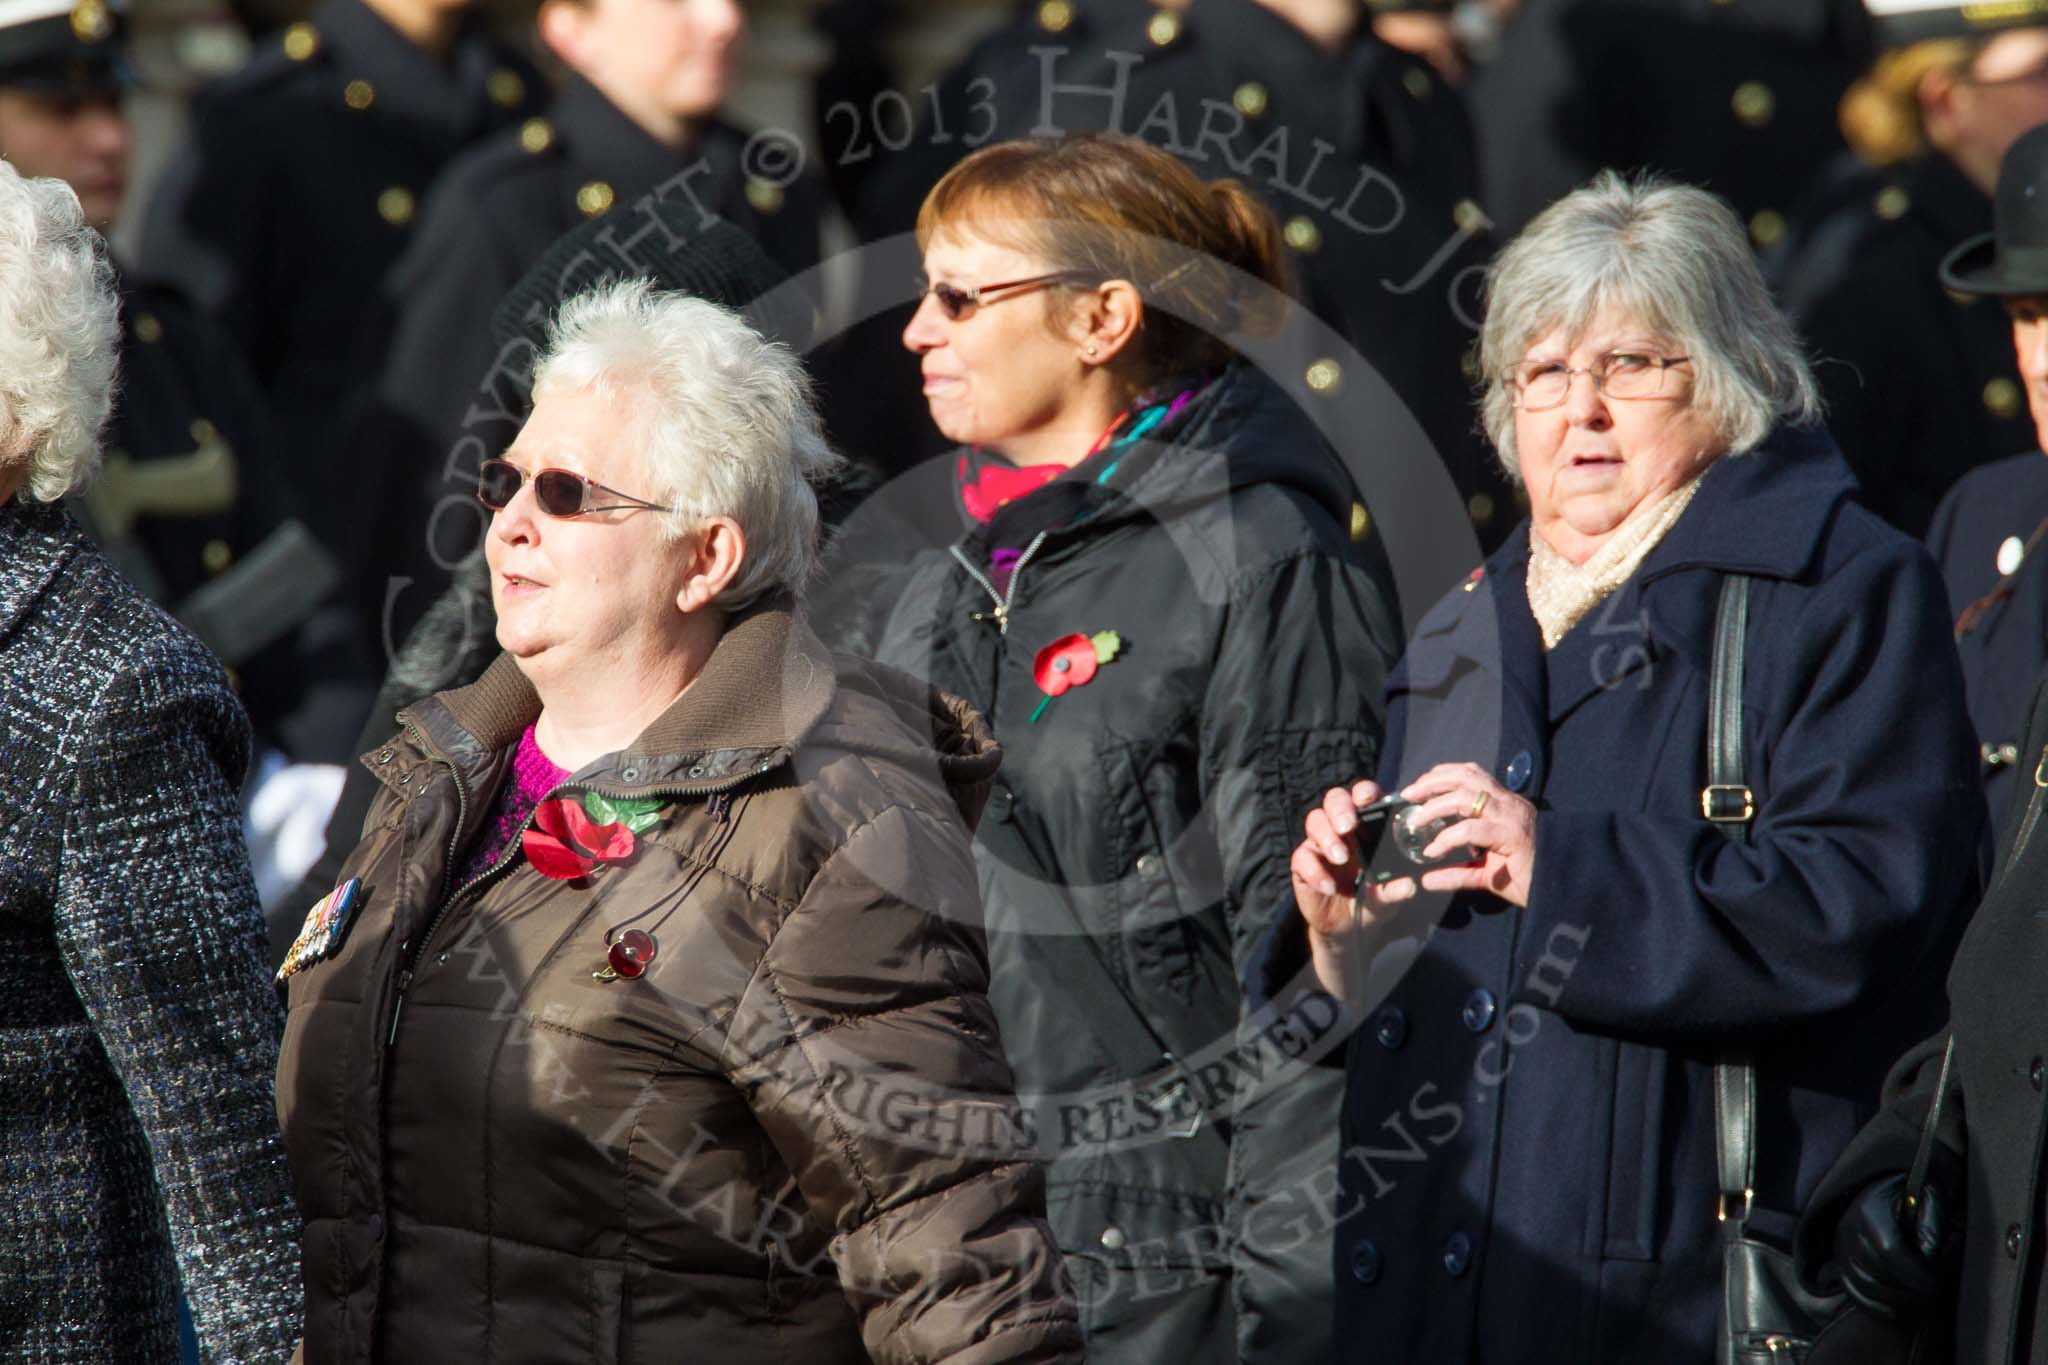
[1526,474,1705,650]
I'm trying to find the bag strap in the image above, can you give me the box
[1907,1036,1957,1208]
[1706,574,1758,1228]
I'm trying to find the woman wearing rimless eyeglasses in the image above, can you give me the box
[274,278,1082,1364]
[819,132,1401,1363]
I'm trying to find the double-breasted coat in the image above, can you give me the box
[1927,450,2048,814]
[1265,424,1984,1360]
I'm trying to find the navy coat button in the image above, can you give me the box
[1351,1239,1382,1284]
[986,787,1014,821]
[2032,1058,2044,1093]
[1461,989,1497,1033]
[1503,751,1533,793]
[1442,1232,1472,1277]
[1374,1007,1408,1050]
[2008,1224,2024,1259]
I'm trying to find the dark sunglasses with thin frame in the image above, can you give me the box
[915,271,1092,321]
[475,458,673,518]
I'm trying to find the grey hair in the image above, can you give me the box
[532,280,843,610]
[0,162,117,502]
[1476,171,1819,479]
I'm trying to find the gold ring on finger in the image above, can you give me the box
[1470,790,1489,820]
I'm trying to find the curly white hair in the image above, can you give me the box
[0,161,118,503]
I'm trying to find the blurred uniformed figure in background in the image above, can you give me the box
[134,0,543,596]
[827,0,1514,552]
[1773,0,2048,537]
[0,0,359,768]
[1927,122,2048,813]
[1469,0,1869,244]
[353,0,827,645]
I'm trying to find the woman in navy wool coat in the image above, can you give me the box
[1280,173,1987,1362]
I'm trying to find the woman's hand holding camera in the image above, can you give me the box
[1290,761,1540,945]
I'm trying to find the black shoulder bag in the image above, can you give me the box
[1708,574,1948,1364]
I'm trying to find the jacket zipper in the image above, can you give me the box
[384,745,775,1048]
[949,529,1049,637]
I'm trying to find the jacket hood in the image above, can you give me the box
[970,360,1359,546]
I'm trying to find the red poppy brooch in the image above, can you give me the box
[523,792,665,880]
[1030,631,1124,723]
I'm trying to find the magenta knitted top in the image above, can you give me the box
[453,724,571,886]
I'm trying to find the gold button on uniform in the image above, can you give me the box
[1749,210,1785,250]
[1233,82,1268,118]
[202,539,233,575]
[1453,198,1487,234]
[1037,0,1073,32]
[344,79,375,110]
[1402,66,1432,101]
[70,0,110,42]
[1468,493,1495,526]
[1306,358,1342,394]
[1147,9,1180,45]
[519,118,552,154]
[282,21,318,60]
[1350,502,1371,542]
[1874,185,1911,221]
[1731,81,1774,129]
[745,178,784,214]
[487,68,525,107]
[133,312,162,344]
[576,180,615,218]
[1284,215,1321,253]
[377,186,415,225]
[1985,377,2022,419]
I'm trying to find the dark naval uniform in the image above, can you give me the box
[137,0,544,569]
[84,276,353,758]
[838,0,1514,549]
[1928,453,2048,814]
[353,74,827,642]
[1469,0,1868,246]
[1776,153,2034,537]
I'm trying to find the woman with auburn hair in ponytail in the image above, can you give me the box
[820,132,1401,1362]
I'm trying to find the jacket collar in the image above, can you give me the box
[554,76,744,210]
[401,597,839,794]
[313,0,503,139]
[1410,424,1858,721]
[0,497,81,650]
[1634,421,1855,587]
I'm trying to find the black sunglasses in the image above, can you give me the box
[476,458,673,517]
[916,270,1091,321]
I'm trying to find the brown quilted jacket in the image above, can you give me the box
[276,604,1082,1363]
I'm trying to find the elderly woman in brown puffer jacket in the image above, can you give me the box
[275,280,1080,1364]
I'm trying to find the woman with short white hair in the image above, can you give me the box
[1281,173,1985,1361]
[275,281,1081,1362]
[0,161,303,1359]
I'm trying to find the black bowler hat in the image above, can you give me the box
[1866,0,2048,47]
[1942,124,2048,296]
[0,0,128,96]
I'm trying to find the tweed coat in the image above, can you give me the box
[1264,424,1984,1361]
[0,497,301,1361]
